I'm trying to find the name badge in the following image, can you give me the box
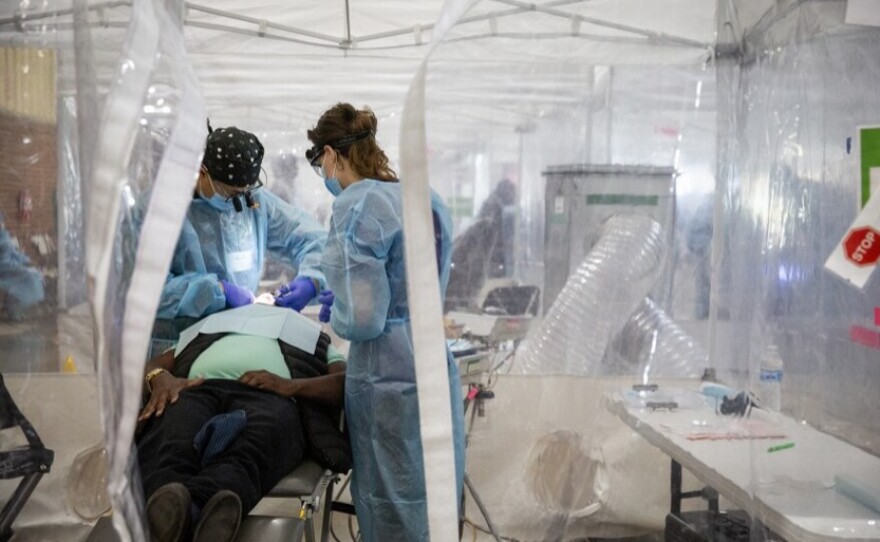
[229,250,254,272]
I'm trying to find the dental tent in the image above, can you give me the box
[1,0,879,540]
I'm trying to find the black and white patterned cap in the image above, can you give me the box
[202,126,264,187]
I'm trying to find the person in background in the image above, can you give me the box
[267,152,299,206]
[158,125,327,321]
[306,103,465,541]
[445,178,517,311]
[0,212,44,321]
[262,152,303,289]
[686,195,713,320]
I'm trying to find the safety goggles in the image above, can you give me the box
[305,130,374,177]
[306,146,326,178]
[211,176,264,212]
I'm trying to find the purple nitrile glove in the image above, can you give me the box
[220,280,254,308]
[274,277,317,312]
[318,290,334,323]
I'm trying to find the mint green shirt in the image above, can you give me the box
[188,334,344,380]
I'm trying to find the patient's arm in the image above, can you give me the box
[138,349,205,421]
[239,362,346,408]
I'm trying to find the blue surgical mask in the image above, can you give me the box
[324,177,343,197]
[199,174,237,211]
[322,161,343,197]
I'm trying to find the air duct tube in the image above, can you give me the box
[616,297,707,381]
[519,214,666,375]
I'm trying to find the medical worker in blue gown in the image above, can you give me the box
[307,103,465,541]
[159,125,327,320]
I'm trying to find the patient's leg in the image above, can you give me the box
[185,381,305,512]
[137,382,224,499]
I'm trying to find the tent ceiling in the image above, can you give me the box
[0,0,740,146]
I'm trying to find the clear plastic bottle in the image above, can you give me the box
[758,344,784,412]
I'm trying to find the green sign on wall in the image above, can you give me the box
[860,126,880,208]
[586,194,659,206]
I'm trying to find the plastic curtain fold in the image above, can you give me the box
[399,1,481,539]
[84,0,206,539]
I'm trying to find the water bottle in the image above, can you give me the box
[758,344,783,412]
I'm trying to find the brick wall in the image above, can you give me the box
[0,108,57,302]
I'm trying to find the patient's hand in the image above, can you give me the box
[138,373,205,421]
[239,370,292,397]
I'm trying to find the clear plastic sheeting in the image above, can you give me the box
[0,375,102,540]
[67,444,111,521]
[518,214,667,375]
[713,1,880,539]
[464,376,675,540]
[79,0,207,540]
[0,41,59,373]
[57,96,88,312]
[715,0,880,450]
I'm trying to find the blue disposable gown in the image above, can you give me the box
[159,190,326,319]
[322,179,466,542]
[0,219,44,319]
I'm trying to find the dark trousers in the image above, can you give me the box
[137,380,305,513]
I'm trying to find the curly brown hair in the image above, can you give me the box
[307,103,397,182]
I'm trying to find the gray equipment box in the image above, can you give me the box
[543,164,676,312]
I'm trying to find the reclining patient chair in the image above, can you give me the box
[0,373,54,542]
[235,459,343,542]
[86,460,346,542]
[237,377,352,542]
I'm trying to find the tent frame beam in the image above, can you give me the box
[356,0,587,43]
[2,0,714,54]
[0,0,129,26]
[184,20,341,49]
[491,0,710,49]
[343,0,352,46]
[185,2,340,44]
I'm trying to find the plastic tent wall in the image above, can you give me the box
[714,0,880,452]
[0,0,879,541]
[435,2,880,539]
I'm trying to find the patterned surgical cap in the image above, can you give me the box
[202,126,264,187]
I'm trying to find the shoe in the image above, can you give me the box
[146,483,191,542]
[192,490,242,542]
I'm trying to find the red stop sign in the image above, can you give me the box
[843,226,880,266]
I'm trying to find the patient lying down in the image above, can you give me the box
[137,306,348,542]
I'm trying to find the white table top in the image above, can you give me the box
[607,390,880,542]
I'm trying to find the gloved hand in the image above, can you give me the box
[318,290,334,323]
[274,277,317,311]
[220,280,254,308]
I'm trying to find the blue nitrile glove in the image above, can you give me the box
[274,277,317,312]
[220,280,254,308]
[318,290,334,323]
